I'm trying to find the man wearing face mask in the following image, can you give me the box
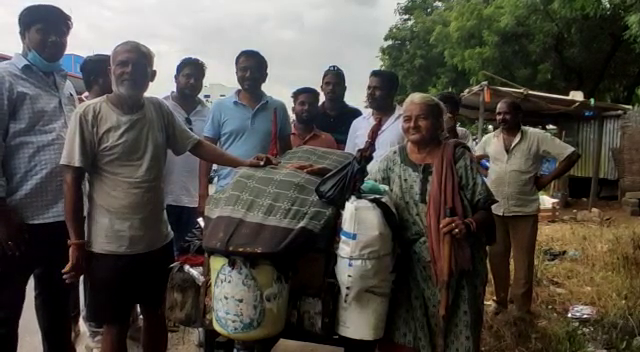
[0,5,77,351]
[60,41,275,352]
[163,58,210,258]
[290,87,338,150]
[199,49,292,202]
[476,99,580,316]
[345,70,405,172]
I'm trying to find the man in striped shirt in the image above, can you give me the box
[0,5,77,351]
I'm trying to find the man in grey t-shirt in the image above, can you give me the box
[60,41,273,352]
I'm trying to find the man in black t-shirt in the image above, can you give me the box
[316,65,362,150]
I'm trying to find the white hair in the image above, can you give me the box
[402,92,448,139]
[111,40,155,67]
[403,93,446,115]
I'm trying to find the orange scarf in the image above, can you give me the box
[426,140,472,284]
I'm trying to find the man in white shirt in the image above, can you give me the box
[475,99,580,316]
[163,57,210,257]
[60,41,274,352]
[436,91,474,150]
[345,70,405,172]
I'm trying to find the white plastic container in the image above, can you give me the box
[209,255,289,341]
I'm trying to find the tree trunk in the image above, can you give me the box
[584,33,624,98]
[623,68,640,104]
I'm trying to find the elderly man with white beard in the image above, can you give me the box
[59,40,275,352]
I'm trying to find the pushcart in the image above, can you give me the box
[199,223,348,352]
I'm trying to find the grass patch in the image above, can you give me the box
[482,214,640,351]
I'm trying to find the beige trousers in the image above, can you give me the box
[489,214,538,313]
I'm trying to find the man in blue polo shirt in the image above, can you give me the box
[199,50,291,208]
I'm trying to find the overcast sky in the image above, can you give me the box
[0,0,400,109]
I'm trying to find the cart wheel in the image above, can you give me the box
[203,330,234,352]
[196,328,205,348]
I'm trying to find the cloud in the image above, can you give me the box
[0,0,399,109]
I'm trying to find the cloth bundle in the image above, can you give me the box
[202,147,354,257]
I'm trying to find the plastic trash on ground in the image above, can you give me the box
[567,305,597,321]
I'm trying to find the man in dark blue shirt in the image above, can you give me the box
[315,65,362,150]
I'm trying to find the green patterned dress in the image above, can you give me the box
[367,144,496,352]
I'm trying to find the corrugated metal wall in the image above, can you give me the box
[564,117,620,180]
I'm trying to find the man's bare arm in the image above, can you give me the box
[199,137,216,189]
[63,166,86,242]
[553,151,581,179]
[278,136,292,156]
[198,137,216,216]
[536,151,581,190]
[190,138,266,168]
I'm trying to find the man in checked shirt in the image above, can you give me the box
[0,5,78,352]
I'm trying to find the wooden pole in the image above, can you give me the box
[588,113,605,210]
[477,85,486,141]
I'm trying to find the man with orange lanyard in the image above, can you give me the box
[199,50,291,212]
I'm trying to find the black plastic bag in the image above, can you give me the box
[315,157,365,209]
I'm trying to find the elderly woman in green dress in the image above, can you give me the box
[369,93,496,352]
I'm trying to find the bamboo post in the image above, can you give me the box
[588,113,605,210]
[477,86,486,141]
[552,127,569,207]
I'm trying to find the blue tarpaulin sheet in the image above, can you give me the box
[480,158,556,175]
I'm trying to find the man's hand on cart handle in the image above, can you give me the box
[249,154,280,167]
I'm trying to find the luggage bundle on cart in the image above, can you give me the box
[201,147,354,346]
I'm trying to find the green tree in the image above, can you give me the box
[381,0,640,105]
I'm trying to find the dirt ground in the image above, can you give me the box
[21,200,634,352]
[165,330,341,352]
[17,280,341,352]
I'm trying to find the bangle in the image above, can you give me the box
[68,239,86,247]
[462,221,472,234]
[464,218,477,233]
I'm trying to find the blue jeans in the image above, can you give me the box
[166,205,198,257]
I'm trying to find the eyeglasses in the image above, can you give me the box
[185,117,193,132]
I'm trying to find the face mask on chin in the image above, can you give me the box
[25,49,62,73]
